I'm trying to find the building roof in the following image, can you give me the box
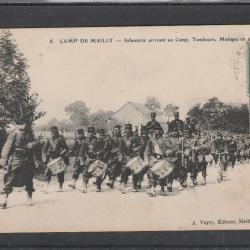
[112,101,168,123]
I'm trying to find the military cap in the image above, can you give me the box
[174,111,179,116]
[77,129,84,134]
[151,112,156,117]
[87,126,95,134]
[50,126,58,132]
[125,124,132,130]
[140,126,148,135]
[97,128,106,134]
[113,124,121,130]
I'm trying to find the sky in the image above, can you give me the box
[8,26,250,124]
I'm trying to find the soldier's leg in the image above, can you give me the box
[42,168,52,193]
[132,173,139,192]
[190,161,198,186]
[25,179,35,206]
[69,161,82,189]
[0,171,13,209]
[231,154,237,168]
[159,177,167,196]
[120,166,131,194]
[82,166,90,193]
[201,162,207,185]
[57,172,65,192]
[147,169,157,197]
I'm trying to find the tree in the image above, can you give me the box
[0,30,45,125]
[163,104,179,121]
[88,110,115,128]
[144,96,161,111]
[187,97,249,133]
[65,100,89,127]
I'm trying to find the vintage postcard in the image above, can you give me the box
[0,25,250,233]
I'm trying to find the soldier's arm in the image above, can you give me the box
[0,130,16,167]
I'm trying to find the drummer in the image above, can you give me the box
[106,125,123,189]
[144,126,168,197]
[42,126,69,193]
[119,123,141,194]
[81,127,108,193]
[68,129,86,190]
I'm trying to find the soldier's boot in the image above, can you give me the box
[57,182,63,192]
[137,180,142,190]
[178,183,183,191]
[96,183,101,192]
[68,179,76,189]
[193,179,197,185]
[182,180,187,188]
[106,179,115,189]
[82,182,87,193]
[121,183,127,194]
[42,183,49,194]
[147,186,156,197]
[160,186,166,196]
[202,177,206,185]
[167,183,172,192]
[26,193,33,206]
[0,194,8,209]
[132,180,138,192]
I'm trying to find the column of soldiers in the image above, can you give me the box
[0,112,250,208]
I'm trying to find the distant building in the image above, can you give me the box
[110,102,168,133]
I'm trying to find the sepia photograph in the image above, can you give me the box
[0,25,250,233]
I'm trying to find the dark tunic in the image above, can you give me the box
[0,128,36,194]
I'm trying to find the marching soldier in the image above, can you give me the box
[211,132,228,181]
[227,134,238,168]
[42,126,69,193]
[68,129,86,189]
[182,130,197,187]
[0,121,38,209]
[144,126,168,196]
[192,133,210,185]
[184,117,196,137]
[119,124,141,194]
[146,112,164,135]
[106,125,123,189]
[169,112,184,137]
[81,127,108,193]
[164,131,186,191]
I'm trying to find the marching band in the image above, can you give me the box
[0,111,249,209]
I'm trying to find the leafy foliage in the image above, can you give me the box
[0,31,45,125]
[187,97,249,133]
[145,96,161,111]
[163,104,179,121]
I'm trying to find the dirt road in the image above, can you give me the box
[1,163,250,232]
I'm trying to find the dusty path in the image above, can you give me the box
[1,163,250,232]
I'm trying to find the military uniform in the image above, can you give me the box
[164,135,186,191]
[146,120,164,135]
[227,137,237,168]
[192,137,210,185]
[211,134,228,173]
[169,119,184,136]
[144,134,168,195]
[42,127,69,190]
[106,125,123,188]
[81,128,108,192]
[68,129,86,189]
[0,123,37,208]
[120,124,141,193]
